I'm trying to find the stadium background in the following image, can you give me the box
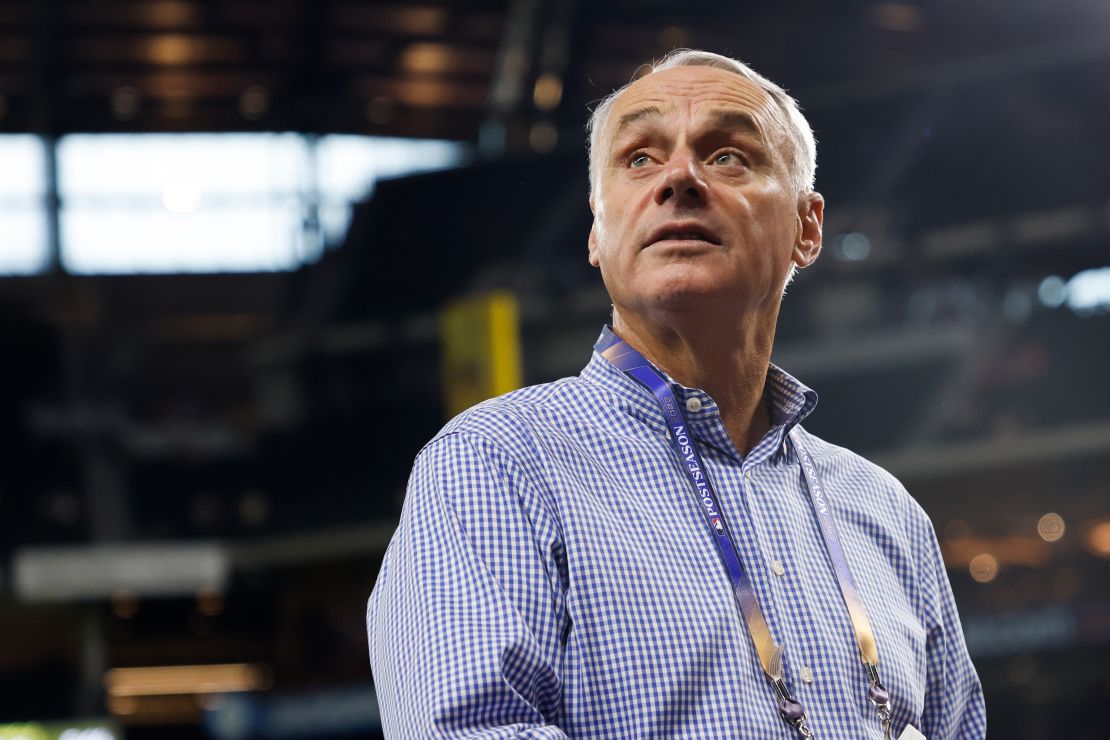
[1,0,1109,737]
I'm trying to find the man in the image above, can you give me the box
[367,50,985,738]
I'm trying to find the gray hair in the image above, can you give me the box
[586,49,817,198]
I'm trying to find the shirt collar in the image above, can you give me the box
[580,326,818,461]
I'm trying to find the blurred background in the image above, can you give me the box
[1,0,1109,738]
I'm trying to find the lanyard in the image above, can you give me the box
[793,428,893,737]
[595,327,894,739]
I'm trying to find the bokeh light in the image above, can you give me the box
[1036,513,1066,542]
[1087,521,1110,557]
[969,553,999,583]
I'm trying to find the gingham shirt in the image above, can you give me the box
[367,338,986,738]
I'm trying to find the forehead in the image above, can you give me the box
[605,65,783,143]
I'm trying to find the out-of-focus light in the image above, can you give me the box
[943,535,1048,568]
[390,79,452,107]
[1087,521,1110,557]
[969,553,999,583]
[59,729,116,740]
[529,121,558,153]
[400,42,453,74]
[161,182,203,213]
[1012,206,1089,246]
[533,73,564,112]
[107,696,137,716]
[1037,275,1067,307]
[874,2,923,31]
[316,134,470,243]
[1001,286,1033,323]
[0,724,118,740]
[833,232,871,261]
[110,590,139,620]
[196,589,224,617]
[1065,266,1110,316]
[1036,513,1066,542]
[57,133,469,273]
[110,87,141,120]
[147,34,195,65]
[0,134,49,276]
[0,724,116,740]
[104,663,271,698]
[390,6,449,35]
[239,85,269,120]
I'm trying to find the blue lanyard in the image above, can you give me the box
[596,327,894,738]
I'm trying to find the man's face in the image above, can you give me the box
[588,66,823,320]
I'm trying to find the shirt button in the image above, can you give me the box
[771,560,785,576]
[801,666,814,683]
[685,397,702,412]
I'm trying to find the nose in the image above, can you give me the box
[653,150,709,206]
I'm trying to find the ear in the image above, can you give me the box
[792,191,824,269]
[587,197,601,268]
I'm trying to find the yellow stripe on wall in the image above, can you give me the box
[440,290,523,418]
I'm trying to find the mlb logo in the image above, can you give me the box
[710,517,724,533]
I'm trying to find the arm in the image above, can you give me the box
[367,431,568,738]
[918,516,987,739]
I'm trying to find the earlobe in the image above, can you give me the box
[587,197,602,268]
[588,222,601,268]
[792,192,824,269]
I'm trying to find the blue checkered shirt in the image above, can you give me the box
[367,338,986,738]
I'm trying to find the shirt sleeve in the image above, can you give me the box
[917,513,988,739]
[367,430,569,738]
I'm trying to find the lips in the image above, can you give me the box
[645,221,722,248]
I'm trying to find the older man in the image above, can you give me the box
[368,50,986,738]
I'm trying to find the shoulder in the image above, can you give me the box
[423,373,613,458]
[409,374,607,498]
[403,380,600,548]
[791,425,934,534]
[438,376,586,437]
[792,425,903,489]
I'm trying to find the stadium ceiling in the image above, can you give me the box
[1,0,1106,146]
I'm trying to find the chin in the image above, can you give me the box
[642,278,729,313]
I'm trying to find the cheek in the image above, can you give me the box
[744,189,796,240]
[593,202,633,257]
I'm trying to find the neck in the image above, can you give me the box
[612,307,777,456]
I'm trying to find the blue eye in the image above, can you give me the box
[714,152,743,165]
[630,154,650,168]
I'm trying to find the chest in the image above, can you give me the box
[535,426,928,737]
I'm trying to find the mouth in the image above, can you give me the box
[644,222,722,248]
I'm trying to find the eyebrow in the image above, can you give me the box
[612,105,664,138]
[705,109,765,142]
